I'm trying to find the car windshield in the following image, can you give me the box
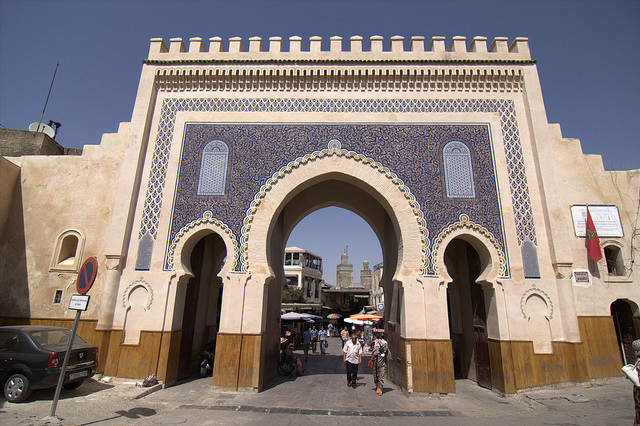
[28,329,87,350]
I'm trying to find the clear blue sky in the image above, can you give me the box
[1,0,638,278]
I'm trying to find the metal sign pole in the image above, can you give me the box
[50,308,81,417]
[49,257,96,419]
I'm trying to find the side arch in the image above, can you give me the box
[168,210,238,281]
[437,218,511,392]
[433,214,505,288]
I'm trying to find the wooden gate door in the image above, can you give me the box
[474,322,492,389]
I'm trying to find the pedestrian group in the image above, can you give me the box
[286,324,391,396]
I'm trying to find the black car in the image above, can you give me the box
[0,325,98,402]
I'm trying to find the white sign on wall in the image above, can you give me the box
[570,205,623,237]
[571,269,591,287]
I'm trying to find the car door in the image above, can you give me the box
[0,330,19,376]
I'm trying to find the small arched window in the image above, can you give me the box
[50,230,85,272]
[197,140,229,196]
[604,245,625,276]
[443,141,476,198]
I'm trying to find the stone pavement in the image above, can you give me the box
[0,337,636,425]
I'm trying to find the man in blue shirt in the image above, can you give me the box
[302,327,312,361]
[310,326,318,353]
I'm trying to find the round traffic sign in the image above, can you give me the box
[77,257,98,295]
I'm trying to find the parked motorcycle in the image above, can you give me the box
[199,340,216,377]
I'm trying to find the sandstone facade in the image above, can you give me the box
[1,35,639,394]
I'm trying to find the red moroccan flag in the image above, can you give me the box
[585,206,602,262]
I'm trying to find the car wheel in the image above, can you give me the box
[63,380,84,390]
[4,373,32,403]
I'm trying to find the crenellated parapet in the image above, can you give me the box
[145,36,532,93]
[146,35,531,62]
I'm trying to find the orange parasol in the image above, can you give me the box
[350,313,383,321]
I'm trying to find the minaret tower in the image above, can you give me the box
[336,246,353,288]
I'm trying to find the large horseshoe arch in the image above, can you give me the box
[212,149,428,390]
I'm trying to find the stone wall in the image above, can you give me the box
[0,124,130,321]
[0,129,74,156]
[0,156,20,234]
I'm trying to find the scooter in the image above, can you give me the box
[199,340,216,377]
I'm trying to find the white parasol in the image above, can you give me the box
[344,317,373,326]
[281,312,322,321]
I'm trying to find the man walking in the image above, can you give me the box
[302,327,312,361]
[318,326,328,355]
[341,327,349,349]
[310,326,318,353]
[342,333,362,388]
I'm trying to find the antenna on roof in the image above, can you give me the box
[35,63,59,135]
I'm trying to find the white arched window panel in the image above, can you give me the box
[49,230,85,273]
[443,141,476,198]
[197,140,229,196]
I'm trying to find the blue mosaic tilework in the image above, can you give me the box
[135,98,537,277]
[168,123,506,277]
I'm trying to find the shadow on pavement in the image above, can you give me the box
[114,407,157,419]
[0,377,114,405]
[77,407,157,426]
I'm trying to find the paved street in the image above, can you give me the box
[0,337,636,425]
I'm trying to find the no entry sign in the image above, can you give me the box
[76,257,98,295]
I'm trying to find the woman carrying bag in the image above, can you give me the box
[370,333,390,396]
